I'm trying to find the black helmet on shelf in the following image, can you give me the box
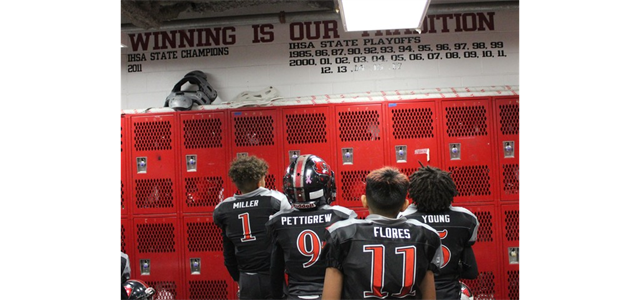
[123,279,155,300]
[283,154,335,209]
[164,70,217,110]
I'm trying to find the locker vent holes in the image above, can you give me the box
[499,104,519,135]
[185,177,224,207]
[507,270,519,300]
[475,211,494,242]
[134,121,173,151]
[121,125,123,152]
[265,174,276,190]
[121,224,126,253]
[187,221,223,252]
[338,110,381,141]
[392,108,434,139]
[449,166,491,197]
[135,179,175,209]
[121,181,125,210]
[147,281,177,300]
[233,115,274,147]
[340,170,369,202]
[502,164,519,195]
[137,223,176,253]
[183,118,223,149]
[461,272,496,300]
[445,106,487,137]
[286,113,327,144]
[505,210,519,241]
[189,280,229,300]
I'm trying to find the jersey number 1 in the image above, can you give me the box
[238,212,256,242]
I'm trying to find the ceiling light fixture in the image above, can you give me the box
[337,0,431,32]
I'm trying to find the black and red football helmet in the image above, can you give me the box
[283,154,335,209]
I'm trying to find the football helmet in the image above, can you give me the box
[164,70,217,110]
[460,281,474,300]
[123,279,156,300]
[283,154,335,209]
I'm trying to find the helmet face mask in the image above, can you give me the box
[283,154,335,209]
[164,70,217,110]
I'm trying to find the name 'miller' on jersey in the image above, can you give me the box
[281,213,333,225]
[232,200,259,209]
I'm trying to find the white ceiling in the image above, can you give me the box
[121,0,518,31]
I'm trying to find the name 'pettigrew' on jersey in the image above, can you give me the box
[281,213,332,225]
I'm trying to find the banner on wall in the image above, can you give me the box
[122,11,516,74]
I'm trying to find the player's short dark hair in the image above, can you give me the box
[409,165,458,212]
[228,156,269,192]
[365,167,409,212]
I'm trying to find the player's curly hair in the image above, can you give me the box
[409,165,458,212]
[365,167,409,212]
[228,156,269,192]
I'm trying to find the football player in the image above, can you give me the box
[322,167,442,300]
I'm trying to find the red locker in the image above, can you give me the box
[440,99,497,204]
[499,203,519,300]
[122,114,131,217]
[182,214,237,300]
[458,204,503,300]
[133,216,185,300]
[384,100,442,177]
[130,113,179,215]
[333,103,386,208]
[352,207,370,219]
[282,105,336,172]
[494,97,519,202]
[229,108,283,193]
[121,217,134,264]
[178,111,230,213]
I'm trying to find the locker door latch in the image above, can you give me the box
[503,141,515,158]
[449,143,461,160]
[508,247,519,264]
[136,157,147,174]
[341,148,353,165]
[140,259,151,275]
[288,150,300,164]
[186,155,197,172]
[190,258,201,274]
[395,145,407,163]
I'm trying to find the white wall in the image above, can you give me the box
[121,8,518,110]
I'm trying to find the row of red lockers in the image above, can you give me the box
[121,96,519,300]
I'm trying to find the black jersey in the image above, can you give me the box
[400,204,479,300]
[324,214,443,300]
[266,205,357,298]
[213,187,291,280]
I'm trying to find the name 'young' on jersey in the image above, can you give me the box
[324,214,443,300]
[401,204,478,281]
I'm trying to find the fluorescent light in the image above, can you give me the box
[338,0,430,32]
